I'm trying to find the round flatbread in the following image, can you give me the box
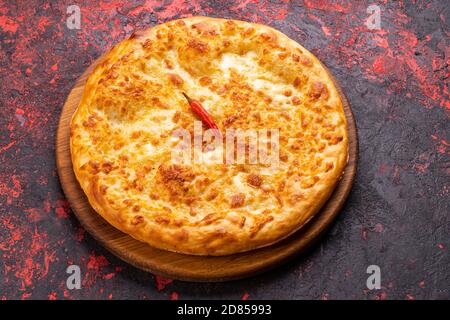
[70,16,348,256]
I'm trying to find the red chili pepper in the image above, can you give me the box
[182,92,220,131]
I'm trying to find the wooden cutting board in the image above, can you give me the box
[56,54,358,282]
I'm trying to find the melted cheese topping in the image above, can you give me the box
[70,17,348,255]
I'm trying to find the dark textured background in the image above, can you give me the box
[0,0,448,300]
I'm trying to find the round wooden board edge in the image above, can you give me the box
[56,55,358,282]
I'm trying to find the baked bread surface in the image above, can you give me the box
[70,16,348,255]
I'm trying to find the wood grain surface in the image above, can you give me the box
[56,54,358,282]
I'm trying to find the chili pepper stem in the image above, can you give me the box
[182,92,192,104]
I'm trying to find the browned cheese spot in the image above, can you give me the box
[230,193,246,208]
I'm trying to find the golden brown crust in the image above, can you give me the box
[70,17,348,256]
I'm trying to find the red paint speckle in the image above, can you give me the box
[24,207,43,223]
[48,292,57,300]
[170,292,179,300]
[55,207,67,218]
[406,294,415,300]
[21,292,32,300]
[379,163,389,173]
[37,16,51,32]
[10,227,57,291]
[86,254,109,270]
[75,227,85,242]
[304,0,349,13]
[372,56,385,73]
[241,292,250,300]
[55,199,70,218]
[361,227,368,240]
[82,252,110,287]
[374,223,384,233]
[321,26,331,36]
[375,291,387,300]
[0,175,23,205]
[155,275,173,291]
[413,162,429,173]
[0,15,20,33]
[63,290,71,299]
[43,193,51,213]
[103,273,115,280]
